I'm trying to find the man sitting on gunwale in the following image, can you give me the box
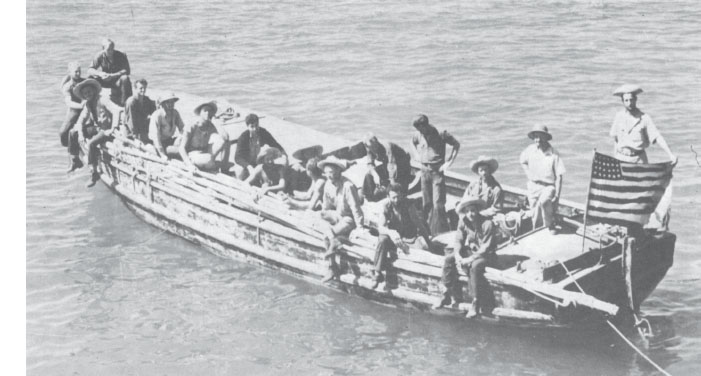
[179,101,227,171]
[123,78,156,144]
[317,156,365,283]
[87,38,132,106]
[71,79,115,187]
[435,197,497,319]
[232,113,287,180]
[359,133,413,203]
[371,183,433,291]
[147,92,185,160]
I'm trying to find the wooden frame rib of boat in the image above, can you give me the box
[83,89,676,328]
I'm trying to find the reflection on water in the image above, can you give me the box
[27,0,700,374]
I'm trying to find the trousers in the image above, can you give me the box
[420,164,448,235]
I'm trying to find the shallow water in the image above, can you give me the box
[27,1,701,374]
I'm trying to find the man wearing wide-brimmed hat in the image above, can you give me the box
[460,155,503,218]
[179,100,227,171]
[435,197,497,318]
[233,113,287,180]
[410,114,461,236]
[316,156,364,282]
[519,125,565,234]
[610,84,677,165]
[147,92,185,160]
[244,145,290,196]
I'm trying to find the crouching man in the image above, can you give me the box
[372,183,433,290]
[434,197,497,318]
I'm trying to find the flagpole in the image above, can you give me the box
[581,148,597,254]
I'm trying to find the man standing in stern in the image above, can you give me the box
[410,114,460,236]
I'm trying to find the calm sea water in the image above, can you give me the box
[27,0,701,374]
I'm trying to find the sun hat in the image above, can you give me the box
[456,197,488,214]
[470,156,499,175]
[256,145,283,164]
[73,78,101,100]
[318,155,350,171]
[194,100,218,116]
[157,92,179,107]
[527,124,552,141]
[612,84,643,97]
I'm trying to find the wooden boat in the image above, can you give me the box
[80,89,676,328]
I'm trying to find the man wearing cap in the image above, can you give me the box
[360,133,413,202]
[233,113,287,180]
[123,78,156,143]
[317,156,364,282]
[71,79,115,187]
[179,101,227,171]
[60,61,85,173]
[435,197,497,318]
[460,156,503,218]
[410,114,460,236]
[610,84,677,165]
[519,125,565,234]
[87,38,132,106]
[148,93,185,160]
[245,145,290,195]
[371,183,433,290]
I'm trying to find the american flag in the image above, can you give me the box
[586,152,673,227]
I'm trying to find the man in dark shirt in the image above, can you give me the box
[123,78,156,143]
[410,114,460,235]
[59,61,85,172]
[434,197,497,318]
[87,38,132,106]
[233,113,287,180]
[360,133,413,202]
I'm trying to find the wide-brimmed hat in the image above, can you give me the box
[527,125,552,141]
[318,155,349,171]
[256,145,283,164]
[470,156,499,174]
[73,79,101,100]
[456,197,488,214]
[612,84,643,97]
[157,92,179,106]
[194,100,218,116]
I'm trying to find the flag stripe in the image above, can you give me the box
[589,188,664,201]
[591,182,666,193]
[588,194,656,205]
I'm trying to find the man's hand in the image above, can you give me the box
[460,254,478,267]
[439,163,449,173]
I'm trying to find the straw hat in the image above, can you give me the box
[456,197,488,214]
[470,156,499,174]
[318,155,349,171]
[157,92,179,106]
[194,100,218,116]
[73,79,101,100]
[612,84,643,97]
[527,125,552,141]
[256,145,283,164]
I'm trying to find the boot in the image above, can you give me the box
[67,156,83,173]
[432,291,453,309]
[370,272,384,290]
[321,262,338,283]
[86,169,100,188]
[465,299,480,319]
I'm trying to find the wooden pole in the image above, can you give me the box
[581,149,597,254]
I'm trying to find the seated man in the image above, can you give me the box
[245,146,291,196]
[360,133,413,202]
[147,92,184,160]
[59,61,85,172]
[179,101,227,171]
[123,78,156,143]
[435,197,497,319]
[71,79,114,187]
[87,38,132,106]
[460,156,503,217]
[233,113,287,180]
[288,157,325,210]
[317,156,364,283]
[519,125,565,234]
[371,183,433,290]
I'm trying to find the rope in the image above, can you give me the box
[557,260,672,376]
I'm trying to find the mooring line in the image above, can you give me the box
[557,260,672,376]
